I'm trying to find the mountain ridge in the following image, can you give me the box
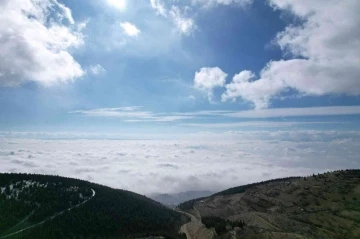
[0,173,188,239]
[177,170,360,239]
[150,190,214,207]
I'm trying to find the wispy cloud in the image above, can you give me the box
[150,0,167,17]
[225,106,360,118]
[70,105,360,123]
[169,6,195,35]
[72,107,152,118]
[192,0,253,8]
[88,64,106,75]
[71,107,193,122]
[182,121,341,128]
[149,1,195,35]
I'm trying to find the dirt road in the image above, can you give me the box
[176,207,214,239]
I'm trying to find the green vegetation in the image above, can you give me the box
[179,169,360,239]
[0,173,188,239]
[178,176,300,211]
[178,197,207,211]
[202,216,245,235]
[212,176,301,197]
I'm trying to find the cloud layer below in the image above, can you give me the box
[1,131,360,195]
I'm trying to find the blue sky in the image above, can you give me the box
[0,0,360,135]
[1,0,360,194]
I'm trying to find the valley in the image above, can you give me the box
[1,170,360,239]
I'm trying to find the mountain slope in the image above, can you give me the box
[178,170,360,239]
[150,191,214,208]
[0,173,188,239]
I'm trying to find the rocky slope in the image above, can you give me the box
[178,170,360,239]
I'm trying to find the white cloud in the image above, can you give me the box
[194,67,227,100]
[150,0,167,17]
[226,105,360,118]
[107,0,126,11]
[221,70,284,109]
[175,110,233,116]
[222,0,360,108]
[1,132,360,195]
[0,0,85,87]
[192,0,253,8]
[149,1,195,35]
[71,105,360,123]
[182,121,336,128]
[178,106,360,119]
[72,107,152,118]
[169,6,195,35]
[120,22,141,37]
[71,107,193,122]
[89,64,106,75]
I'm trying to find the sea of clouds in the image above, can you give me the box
[1,131,360,195]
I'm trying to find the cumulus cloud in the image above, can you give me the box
[1,131,359,195]
[120,22,141,37]
[222,0,360,108]
[194,67,227,100]
[221,70,283,109]
[0,0,85,87]
[107,0,126,11]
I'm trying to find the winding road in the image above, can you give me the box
[176,207,214,239]
[1,189,95,239]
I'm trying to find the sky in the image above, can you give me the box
[0,0,360,195]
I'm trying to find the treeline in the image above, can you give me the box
[0,197,33,234]
[0,174,93,225]
[178,176,301,210]
[213,176,301,197]
[202,216,245,235]
[0,173,188,239]
[178,197,207,211]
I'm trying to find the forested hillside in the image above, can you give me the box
[0,173,187,239]
[178,176,300,211]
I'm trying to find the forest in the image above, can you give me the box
[0,173,188,239]
[202,216,245,235]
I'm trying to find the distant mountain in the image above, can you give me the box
[177,170,360,239]
[149,191,214,207]
[0,173,188,239]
